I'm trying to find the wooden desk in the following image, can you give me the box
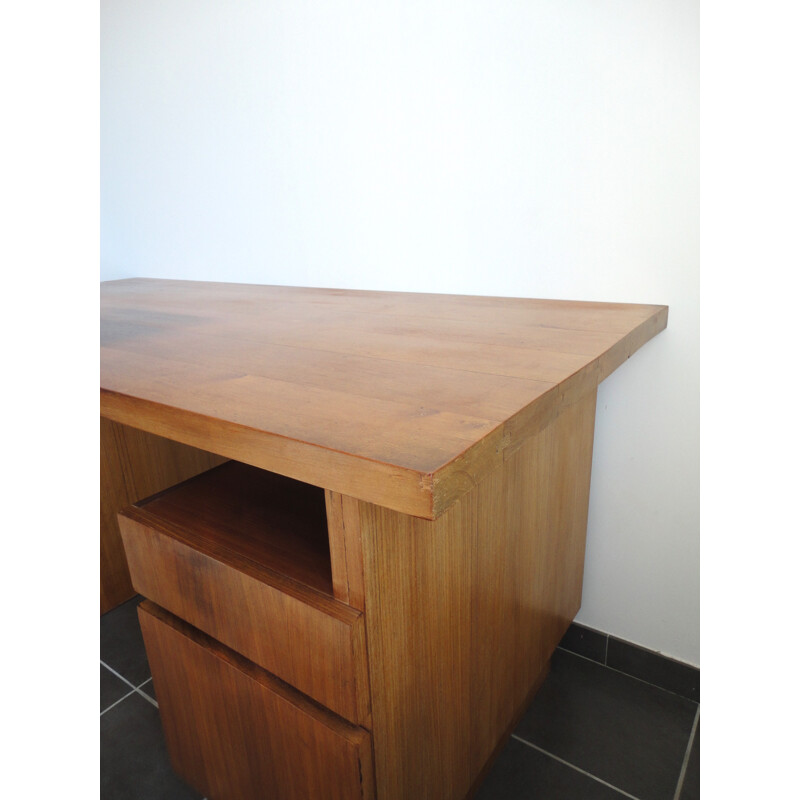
[100,278,667,800]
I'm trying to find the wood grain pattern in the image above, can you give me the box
[101,278,667,518]
[102,388,435,519]
[464,658,551,800]
[100,280,667,799]
[130,461,333,593]
[100,416,225,613]
[139,601,375,800]
[326,490,367,612]
[356,389,598,800]
[119,463,370,725]
[326,490,352,604]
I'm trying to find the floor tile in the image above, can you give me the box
[475,737,628,800]
[101,664,132,712]
[514,649,697,800]
[101,596,151,686]
[607,637,700,701]
[100,692,203,800]
[558,624,608,664]
[679,719,699,800]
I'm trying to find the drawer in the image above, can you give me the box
[118,461,370,726]
[139,601,375,800]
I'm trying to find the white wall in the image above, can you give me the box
[101,0,699,665]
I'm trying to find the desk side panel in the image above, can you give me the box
[357,389,597,800]
[100,417,225,613]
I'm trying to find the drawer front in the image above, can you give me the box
[119,512,370,726]
[139,602,375,800]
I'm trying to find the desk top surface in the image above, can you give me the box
[101,279,667,518]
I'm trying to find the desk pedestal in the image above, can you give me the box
[114,388,597,800]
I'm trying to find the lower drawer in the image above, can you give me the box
[139,601,375,800]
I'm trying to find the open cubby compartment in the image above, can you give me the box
[129,460,334,596]
[117,460,369,724]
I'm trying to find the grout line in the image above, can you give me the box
[135,688,158,709]
[135,678,159,709]
[555,645,603,666]
[672,705,700,800]
[101,662,159,710]
[100,687,136,717]
[100,660,139,692]
[511,735,643,800]
[555,646,699,703]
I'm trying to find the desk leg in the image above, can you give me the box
[347,388,597,800]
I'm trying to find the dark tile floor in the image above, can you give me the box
[101,597,699,800]
[100,597,204,800]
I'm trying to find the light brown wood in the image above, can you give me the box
[326,490,351,604]
[464,658,551,800]
[139,601,375,800]
[126,461,333,592]
[101,280,667,799]
[326,490,367,612]
[102,388,435,518]
[118,463,370,725]
[100,416,225,613]
[353,389,597,800]
[101,278,667,518]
